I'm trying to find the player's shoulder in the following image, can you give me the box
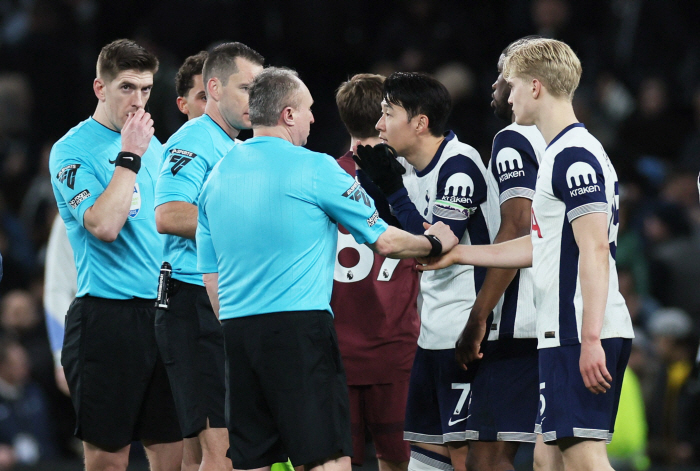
[495,123,546,155]
[164,116,217,152]
[50,119,99,169]
[444,131,480,162]
[548,124,600,156]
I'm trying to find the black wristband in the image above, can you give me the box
[114,151,141,173]
[424,234,442,258]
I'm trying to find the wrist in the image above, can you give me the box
[581,334,601,345]
[114,151,141,173]
[423,234,442,257]
[467,308,489,323]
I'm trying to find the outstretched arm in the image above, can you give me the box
[369,221,459,259]
[418,233,533,271]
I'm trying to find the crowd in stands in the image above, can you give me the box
[1,0,700,468]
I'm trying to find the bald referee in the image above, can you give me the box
[196,67,457,471]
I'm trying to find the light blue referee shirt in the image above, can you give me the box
[196,136,388,320]
[155,114,236,286]
[49,117,163,299]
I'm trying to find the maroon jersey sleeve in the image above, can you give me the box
[331,153,420,385]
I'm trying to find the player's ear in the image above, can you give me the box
[93,78,106,101]
[176,96,188,116]
[281,106,295,126]
[415,114,429,135]
[207,77,220,101]
[532,78,541,99]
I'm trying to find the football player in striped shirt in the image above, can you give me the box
[456,40,546,471]
[419,38,633,471]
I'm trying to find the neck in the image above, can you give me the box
[205,102,241,140]
[349,136,382,151]
[92,103,118,132]
[254,125,295,144]
[404,134,445,172]
[534,98,579,145]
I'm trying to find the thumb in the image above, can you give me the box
[423,222,432,230]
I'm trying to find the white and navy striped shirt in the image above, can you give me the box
[484,123,546,340]
[531,123,633,349]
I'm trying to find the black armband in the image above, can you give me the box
[114,151,141,173]
[424,234,442,258]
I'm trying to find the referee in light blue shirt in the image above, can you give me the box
[196,67,459,471]
[48,40,181,470]
[154,42,264,468]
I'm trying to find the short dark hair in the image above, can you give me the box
[97,39,159,83]
[336,74,385,139]
[175,51,208,98]
[203,42,264,86]
[249,67,301,127]
[383,72,452,137]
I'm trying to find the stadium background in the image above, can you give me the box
[0,0,700,469]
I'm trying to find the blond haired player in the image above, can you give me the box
[419,38,633,471]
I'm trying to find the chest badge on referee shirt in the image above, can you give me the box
[129,183,141,218]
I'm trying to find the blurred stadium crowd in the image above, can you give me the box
[0,0,700,469]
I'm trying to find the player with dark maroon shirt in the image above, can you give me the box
[332,74,420,471]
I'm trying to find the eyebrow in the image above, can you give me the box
[120,80,153,89]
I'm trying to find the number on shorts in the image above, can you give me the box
[451,383,471,415]
[539,382,546,416]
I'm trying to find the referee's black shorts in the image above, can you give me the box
[222,310,353,469]
[155,279,226,438]
[61,296,182,451]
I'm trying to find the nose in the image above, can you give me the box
[133,92,144,109]
[310,112,315,124]
[492,80,497,90]
[375,115,384,131]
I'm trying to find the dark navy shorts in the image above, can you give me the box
[536,338,632,443]
[465,339,539,443]
[404,347,477,444]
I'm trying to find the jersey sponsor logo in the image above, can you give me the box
[442,173,474,204]
[344,182,371,207]
[341,180,360,197]
[367,210,379,227]
[168,149,197,176]
[68,189,91,209]
[496,148,525,182]
[129,183,141,218]
[565,162,599,197]
[531,208,543,238]
[57,164,80,190]
[499,170,526,183]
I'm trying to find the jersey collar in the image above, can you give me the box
[416,130,455,177]
[546,123,585,150]
[203,113,237,143]
[88,116,120,137]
